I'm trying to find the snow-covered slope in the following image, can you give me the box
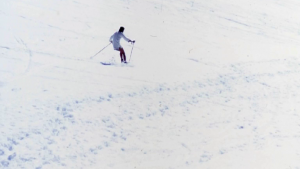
[1,0,300,168]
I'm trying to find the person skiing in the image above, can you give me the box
[110,27,135,63]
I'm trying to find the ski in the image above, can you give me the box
[100,62,114,65]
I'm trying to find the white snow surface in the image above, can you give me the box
[1,0,300,168]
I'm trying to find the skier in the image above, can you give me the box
[110,26,135,63]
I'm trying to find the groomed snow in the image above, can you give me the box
[1,0,300,168]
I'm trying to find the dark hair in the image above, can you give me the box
[119,27,125,32]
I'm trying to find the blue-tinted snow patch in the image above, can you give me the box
[8,138,17,145]
[219,149,227,155]
[63,112,73,118]
[120,136,127,141]
[199,154,211,163]
[0,149,4,156]
[64,114,73,118]
[20,157,36,162]
[1,161,9,167]
[47,139,54,144]
[52,129,59,135]
[8,153,16,160]
[138,115,144,119]
[60,126,67,130]
[89,148,96,153]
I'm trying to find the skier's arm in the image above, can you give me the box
[109,34,114,43]
[121,33,131,42]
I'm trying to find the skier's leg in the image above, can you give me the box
[119,48,124,62]
[123,52,127,62]
[119,48,126,62]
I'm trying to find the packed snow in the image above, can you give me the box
[1,0,300,168]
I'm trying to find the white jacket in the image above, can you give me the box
[109,32,131,50]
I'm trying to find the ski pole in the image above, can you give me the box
[129,42,135,62]
[90,42,111,59]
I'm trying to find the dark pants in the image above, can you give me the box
[119,47,126,62]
